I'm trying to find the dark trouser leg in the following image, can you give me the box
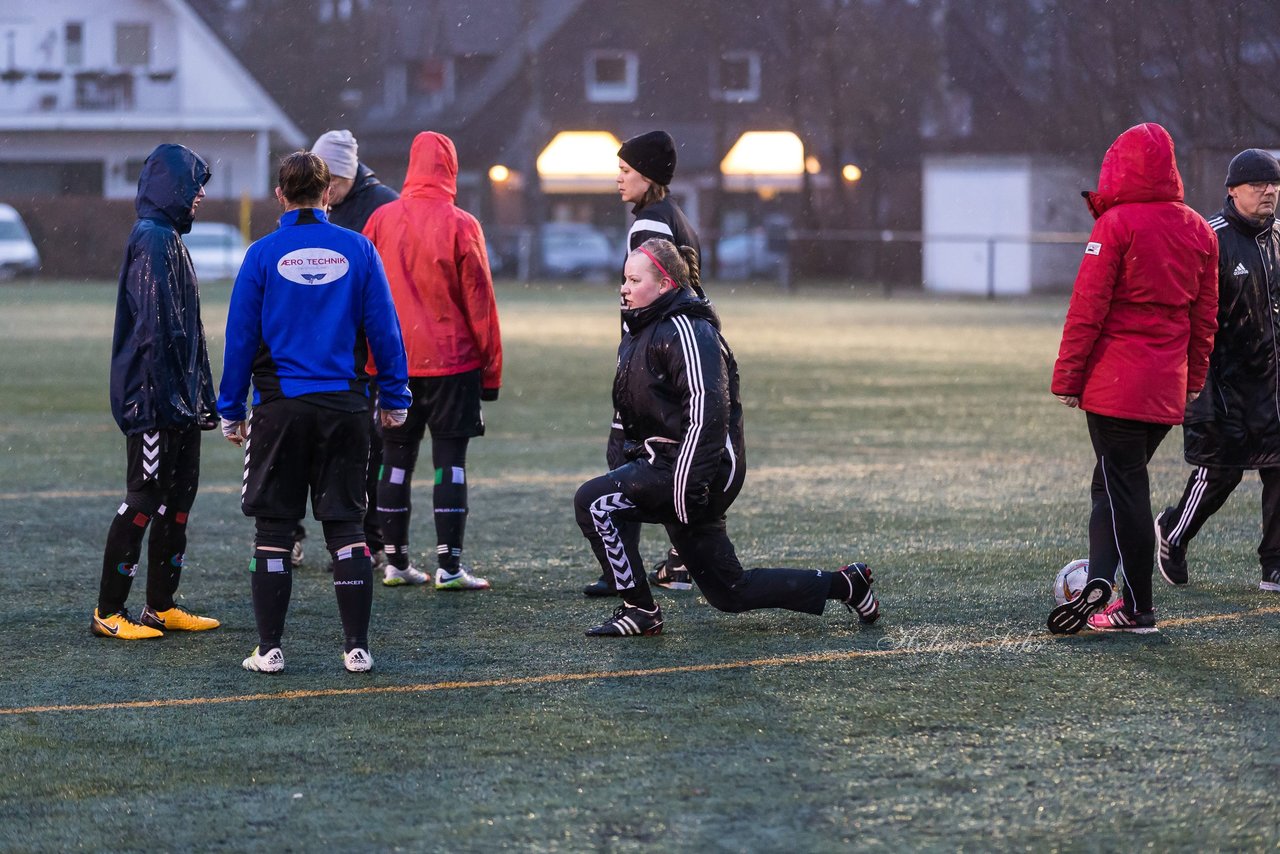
[431,436,469,570]
[378,425,423,570]
[1085,413,1170,613]
[250,518,295,651]
[602,425,641,583]
[324,520,372,652]
[99,429,194,615]
[99,497,154,615]
[1165,465,1242,548]
[574,474,654,609]
[665,519,829,615]
[1256,468,1280,574]
[145,429,202,611]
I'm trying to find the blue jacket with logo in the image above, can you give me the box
[216,207,411,421]
[110,143,216,435]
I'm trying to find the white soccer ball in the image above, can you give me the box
[1052,559,1090,606]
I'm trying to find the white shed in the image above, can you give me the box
[922,155,1093,295]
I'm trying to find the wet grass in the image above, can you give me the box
[1,280,1277,851]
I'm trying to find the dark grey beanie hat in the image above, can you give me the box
[618,131,677,186]
[1225,148,1280,187]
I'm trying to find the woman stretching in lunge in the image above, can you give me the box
[574,238,881,636]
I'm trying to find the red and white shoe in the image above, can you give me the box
[1086,599,1158,634]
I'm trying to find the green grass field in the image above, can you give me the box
[1,280,1278,852]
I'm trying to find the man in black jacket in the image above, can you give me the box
[311,129,400,232]
[1157,148,1280,592]
[92,143,221,640]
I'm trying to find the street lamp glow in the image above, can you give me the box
[842,163,863,183]
[489,164,511,183]
[805,155,821,175]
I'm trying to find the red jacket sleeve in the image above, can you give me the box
[1052,216,1125,396]
[456,218,503,391]
[1185,237,1219,393]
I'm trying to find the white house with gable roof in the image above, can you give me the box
[0,0,303,199]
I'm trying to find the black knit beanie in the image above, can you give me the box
[618,131,677,186]
[1225,148,1280,187]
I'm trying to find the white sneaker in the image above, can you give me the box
[434,565,491,591]
[344,648,373,673]
[383,564,428,586]
[243,646,284,673]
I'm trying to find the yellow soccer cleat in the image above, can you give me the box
[140,604,220,632]
[91,608,164,640]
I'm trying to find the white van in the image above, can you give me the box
[0,204,40,279]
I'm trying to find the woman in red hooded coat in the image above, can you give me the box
[362,131,503,592]
[1048,123,1218,635]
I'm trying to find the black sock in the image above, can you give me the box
[332,545,373,652]
[431,436,470,570]
[99,503,149,614]
[826,570,852,601]
[433,465,467,570]
[146,506,189,611]
[249,548,292,650]
[622,589,657,611]
[377,462,413,570]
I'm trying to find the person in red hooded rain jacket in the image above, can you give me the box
[1047,122,1218,636]
[362,131,502,592]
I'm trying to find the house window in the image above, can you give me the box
[586,50,637,103]
[715,51,760,103]
[65,22,83,66]
[115,23,150,67]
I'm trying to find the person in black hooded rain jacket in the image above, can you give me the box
[575,238,881,637]
[91,143,221,641]
[1156,148,1280,593]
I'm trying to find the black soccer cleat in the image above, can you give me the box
[1047,577,1112,635]
[1155,508,1189,587]
[648,558,693,591]
[582,575,618,598]
[585,604,664,637]
[838,562,880,624]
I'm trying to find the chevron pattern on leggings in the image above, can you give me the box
[590,492,638,590]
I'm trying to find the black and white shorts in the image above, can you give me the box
[241,397,370,522]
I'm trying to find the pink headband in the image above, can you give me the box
[636,246,677,287]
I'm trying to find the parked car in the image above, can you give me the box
[540,222,616,279]
[715,230,784,279]
[0,203,40,279]
[184,221,247,281]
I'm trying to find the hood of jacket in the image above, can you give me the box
[1082,122,1184,219]
[401,131,457,203]
[622,286,720,333]
[134,143,210,235]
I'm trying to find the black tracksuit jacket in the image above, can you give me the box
[610,288,745,524]
[1185,198,1280,468]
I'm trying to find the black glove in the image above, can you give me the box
[481,387,499,401]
